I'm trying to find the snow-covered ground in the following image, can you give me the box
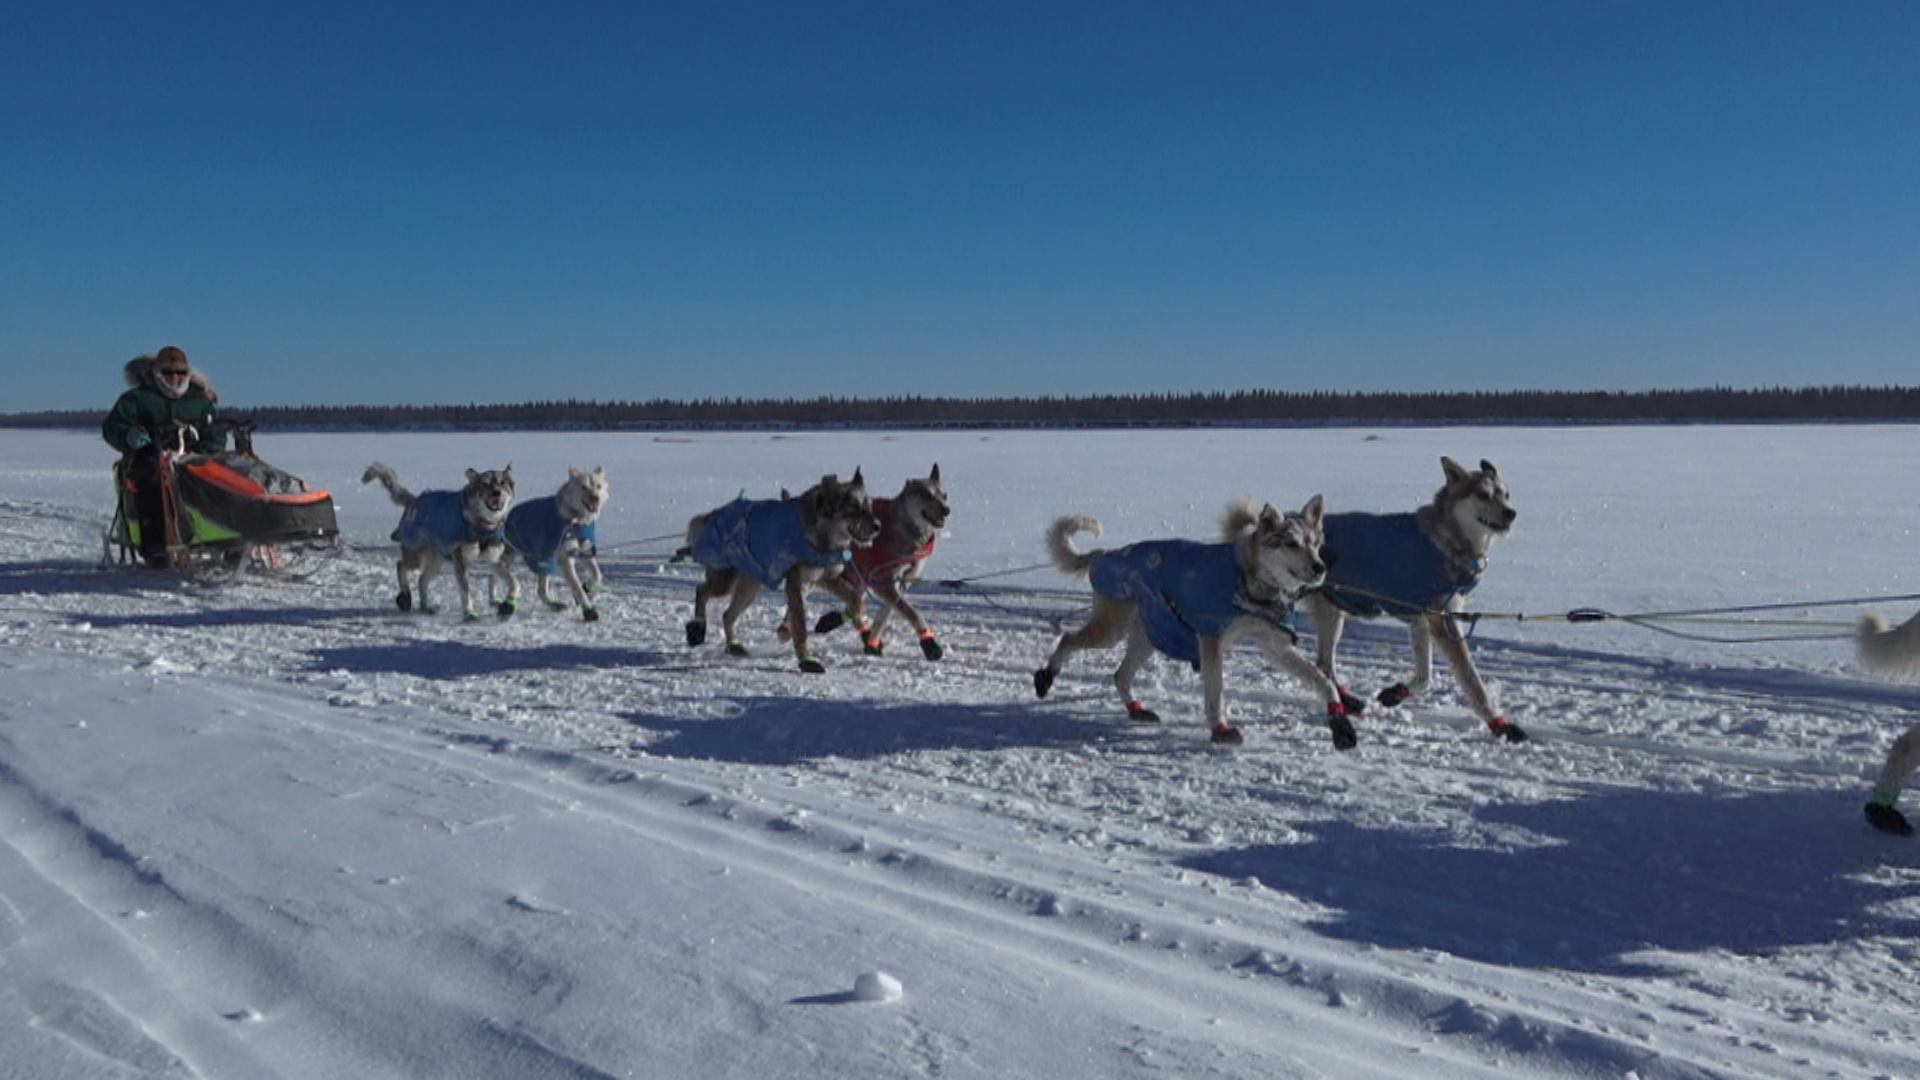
[3,424,1920,1080]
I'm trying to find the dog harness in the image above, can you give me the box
[690,496,850,589]
[1318,511,1482,618]
[1089,539,1273,665]
[392,489,505,557]
[851,497,935,587]
[504,496,597,576]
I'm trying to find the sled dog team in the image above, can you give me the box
[357,454,1920,839]
[361,454,1522,753]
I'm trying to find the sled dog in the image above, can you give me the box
[814,464,951,660]
[362,462,515,620]
[495,465,609,622]
[1301,456,1526,742]
[1033,496,1351,747]
[681,470,879,672]
[1856,610,1920,836]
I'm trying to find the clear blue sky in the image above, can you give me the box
[6,1,1917,413]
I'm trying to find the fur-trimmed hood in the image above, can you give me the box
[124,354,218,403]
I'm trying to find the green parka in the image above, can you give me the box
[102,356,227,455]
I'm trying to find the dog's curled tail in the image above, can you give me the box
[1219,496,1264,541]
[361,462,416,508]
[1859,610,1920,680]
[1045,514,1103,578]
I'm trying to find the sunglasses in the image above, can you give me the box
[158,367,189,378]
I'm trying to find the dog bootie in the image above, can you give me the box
[685,618,707,646]
[1126,701,1161,724]
[1336,686,1367,716]
[1488,717,1528,743]
[1327,703,1358,751]
[396,590,414,613]
[813,611,847,635]
[798,655,826,674]
[497,598,519,618]
[1033,666,1056,698]
[1376,683,1413,709]
[1209,723,1242,745]
[726,638,749,658]
[919,631,943,661]
[1867,801,1915,837]
[582,604,599,623]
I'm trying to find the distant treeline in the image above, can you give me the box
[10,386,1920,431]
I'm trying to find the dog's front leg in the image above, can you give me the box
[1198,636,1239,745]
[1249,623,1357,751]
[493,552,521,617]
[880,574,941,660]
[784,572,826,673]
[560,552,597,621]
[1433,614,1525,742]
[452,545,479,621]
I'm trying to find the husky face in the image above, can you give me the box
[558,465,609,523]
[896,464,950,541]
[464,466,516,528]
[1438,457,1516,544]
[802,468,880,552]
[1248,494,1327,599]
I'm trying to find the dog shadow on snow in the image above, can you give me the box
[1182,785,1920,975]
[632,695,1131,765]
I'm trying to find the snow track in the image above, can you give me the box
[5,426,1920,1079]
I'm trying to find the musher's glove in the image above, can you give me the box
[125,429,151,451]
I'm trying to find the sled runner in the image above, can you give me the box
[104,423,340,580]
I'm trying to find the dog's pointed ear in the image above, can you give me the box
[929,463,940,484]
[1441,456,1470,484]
[851,466,865,487]
[1258,502,1282,525]
[569,465,583,479]
[466,468,480,483]
[1480,459,1498,479]
[1302,493,1324,525]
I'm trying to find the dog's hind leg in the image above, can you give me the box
[1034,597,1128,699]
[688,568,735,646]
[414,550,445,615]
[394,550,418,613]
[1111,618,1161,723]
[493,551,522,617]
[1429,613,1525,742]
[719,577,764,658]
[1867,723,1920,836]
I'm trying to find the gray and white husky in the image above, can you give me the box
[813,464,952,660]
[1855,610,1920,836]
[1301,456,1526,742]
[362,462,515,621]
[494,465,609,622]
[1033,496,1349,747]
[680,470,880,673]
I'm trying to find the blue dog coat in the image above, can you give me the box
[393,490,502,557]
[504,496,597,576]
[1319,511,1480,618]
[1089,539,1254,665]
[690,497,848,589]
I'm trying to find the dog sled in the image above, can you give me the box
[103,422,341,580]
